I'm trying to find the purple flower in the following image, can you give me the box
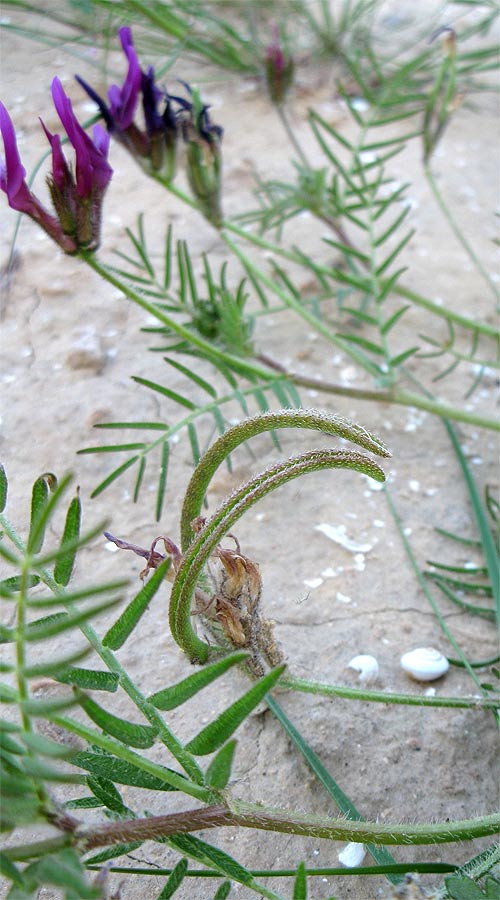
[50,77,112,198]
[265,25,294,105]
[0,101,77,253]
[76,27,179,179]
[1,79,113,252]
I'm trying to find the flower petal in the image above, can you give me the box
[51,77,112,197]
[0,102,36,213]
[107,25,142,129]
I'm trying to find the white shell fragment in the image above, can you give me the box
[400,647,449,682]
[315,523,372,553]
[347,654,379,683]
[338,842,366,868]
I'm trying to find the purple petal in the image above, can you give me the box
[51,77,112,197]
[0,101,38,213]
[40,118,69,189]
[92,123,110,157]
[107,25,142,129]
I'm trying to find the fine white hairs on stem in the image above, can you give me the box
[338,842,366,867]
[400,647,449,682]
[347,654,379,683]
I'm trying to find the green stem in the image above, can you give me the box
[261,358,500,432]
[275,104,311,170]
[228,800,500,844]
[281,677,499,709]
[180,409,390,549]
[5,803,498,861]
[81,252,274,385]
[424,162,500,304]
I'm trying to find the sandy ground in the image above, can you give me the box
[0,2,499,899]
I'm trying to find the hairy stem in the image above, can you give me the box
[5,803,499,860]
[281,676,500,710]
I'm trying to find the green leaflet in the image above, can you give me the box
[24,598,121,641]
[169,833,253,886]
[86,775,130,815]
[213,882,231,900]
[149,651,249,710]
[205,740,237,790]
[27,472,57,553]
[0,852,23,887]
[445,875,490,900]
[78,694,158,749]
[55,668,119,692]
[293,862,307,900]
[73,750,182,791]
[53,489,81,586]
[0,574,40,597]
[16,848,98,899]
[185,665,285,755]
[0,465,7,513]
[20,732,76,759]
[83,842,143,865]
[156,858,189,899]
[103,558,171,650]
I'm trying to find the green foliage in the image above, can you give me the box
[1,1,500,898]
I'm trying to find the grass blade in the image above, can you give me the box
[266,696,401,883]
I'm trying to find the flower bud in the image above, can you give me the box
[182,87,223,228]
[265,26,294,105]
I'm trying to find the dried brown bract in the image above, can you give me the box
[105,527,284,676]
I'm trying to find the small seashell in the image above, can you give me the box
[338,842,366,867]
[347,654,379,683]
[400,647,449,682]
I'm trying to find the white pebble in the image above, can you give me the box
[303,577,323,589]
[400,647,449,682]
[315,523,372,553]
[347,655,379,683]
[338,842,366,867]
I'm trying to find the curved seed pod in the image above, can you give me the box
[170,447,387,663]
[180,408,390,549]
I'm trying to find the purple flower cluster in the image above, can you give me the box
[75,26,221,183]
[1,26,225,245]
[0,78,112,253]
